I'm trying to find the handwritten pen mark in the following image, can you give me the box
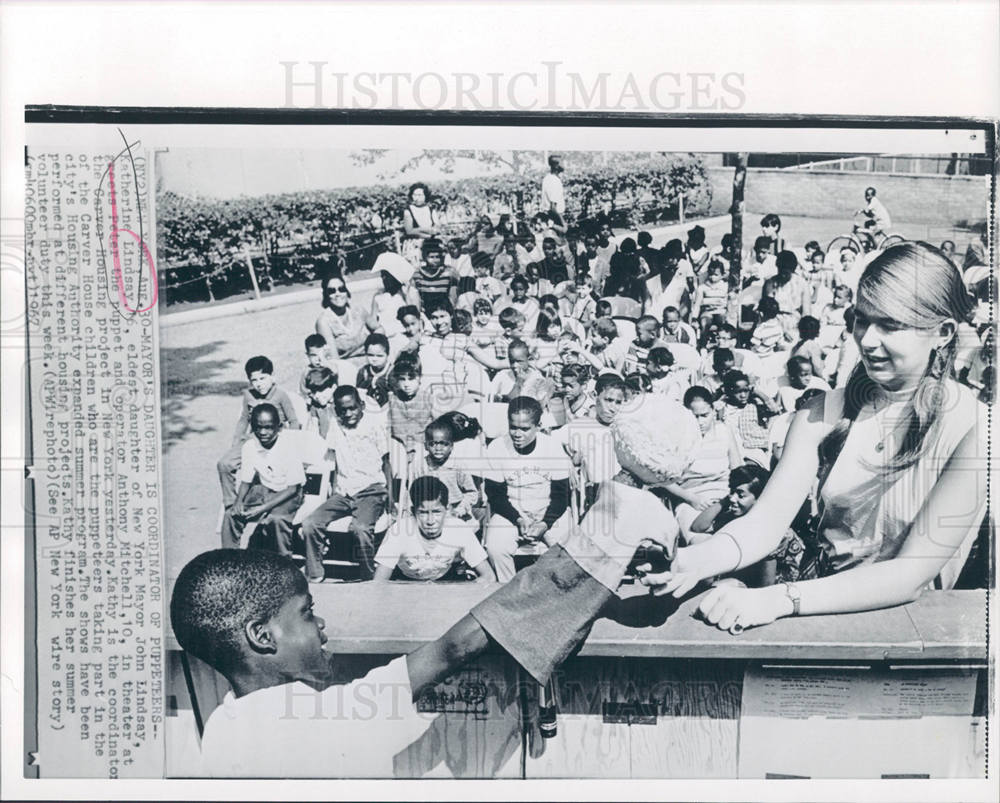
[94,130,157,318]
[108,161,157,313]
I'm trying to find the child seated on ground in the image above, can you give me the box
[220,404,304,553]
[717,369,779,467]
[583,317,628,374]
[411,417,482,522]
[661,305,698,347]
[506,275,540,332]
[687,463,805,587]
[478,396,572,582]
[749,297,787,355]
[355,333,392,408]
[624,315,668,375]
[388,353,435,466]
[217,355,300,510]
[373,476,494,583]
[647,346,687,404]
[470,297,500,350]
[693,259,730,335]
[776,355,831,413]
[300,385,393,583]
[298,334,356,399]
[559,363,595,422]
[789,315,825,379]
[303,367,337,438]
[490,338,555,406]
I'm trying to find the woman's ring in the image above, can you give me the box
[730,620,744,634]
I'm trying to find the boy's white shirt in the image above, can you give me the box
[374,515,487,581]
[199,656,433,778]
[238,431,306,491]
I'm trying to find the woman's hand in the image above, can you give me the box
[696,583,792,633]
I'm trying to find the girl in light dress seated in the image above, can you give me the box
[640,243,988,633]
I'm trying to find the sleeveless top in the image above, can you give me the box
[405,204,434,233]
[816,380,986,588]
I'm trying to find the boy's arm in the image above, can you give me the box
[407,614,491,699]
[470,559,496,582]
[232,481,252,517]
[690,501,724,534]
[540,477,570,529]
[382,453,395,513]
[277,390,300,430]
[246,484,301,518]
[483,478,521,527]
[232,393,251,445]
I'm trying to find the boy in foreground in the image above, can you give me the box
[171,397,692,777]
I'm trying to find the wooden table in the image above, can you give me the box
[167,586,988,779]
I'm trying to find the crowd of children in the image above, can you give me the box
[214,206,992,593]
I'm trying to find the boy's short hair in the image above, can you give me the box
[595,300,613,317]
[170,549,305,675]
[498,307,525,329]
[391,353,422,379]
[245,355,273,377]
[422,237,444,257]
[797,315,821,340]
[648,346,674,367]
[683,385,714,407]
[661,305,681,319]
[776,251,798,272]
[836,285,854,300]
[786,355,812,374]
[760,213,781,230]
[804,240,820,252]
[508,395,543,424]
[624,373,652,395]
[425,297,454,317]
[637,231,653,248]
[757,296,780,318]
[595,372,626,395]
[333,384,362,405]
[560,362,590,384]
[473,297,493,315]
[717,323,738,338]
[510,275,530,291]
[593,318,619,341]
[661,239,684,259]
[364,332,390,353]
[304,334,327,352]
[728,463,770,496]
[304,366,337,393]
[452,308,473,335]
[753,236,773,252]
[396,304,420,323]
[507,338,530,359]
[409,475,449,509]
[539,293,559,310]
[251,402,280,427]
[722,369,750,389]
[713,347,735,368]
[636,315,660,332]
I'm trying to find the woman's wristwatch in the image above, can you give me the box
[782,582,801,616]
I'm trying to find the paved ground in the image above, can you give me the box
[160,214,979,582]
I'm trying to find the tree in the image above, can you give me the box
[350,149,543,179]
[730,152,748,286]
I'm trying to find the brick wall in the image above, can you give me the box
[707,167,990,225]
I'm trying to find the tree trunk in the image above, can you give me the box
[731,152,748,287]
